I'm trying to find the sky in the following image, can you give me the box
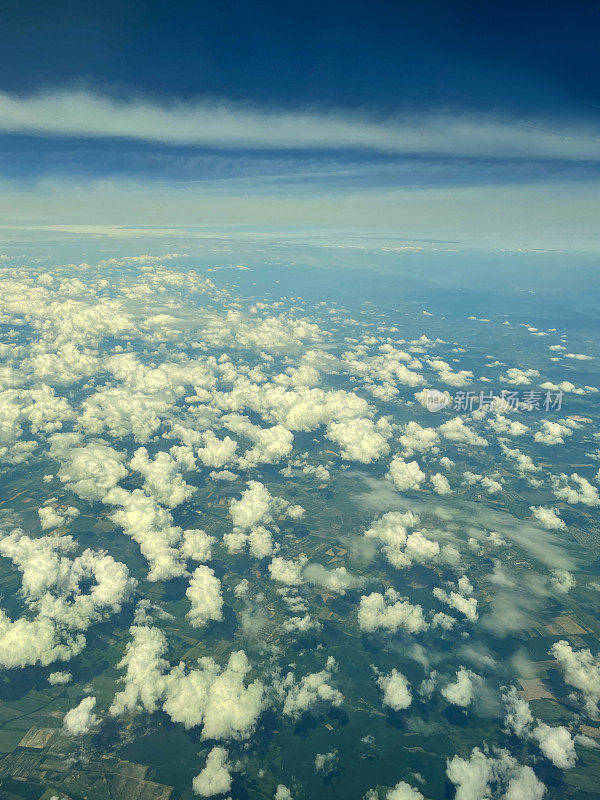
[0,0,599,250]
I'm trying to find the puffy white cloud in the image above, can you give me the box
[358,589,428,634]
[230,481,275,528]
[274,786,293,800]
[406,531,447,566]
[427,359,473,387]
[274,360,321,389]
[8,283,134,351]
[487,415,528,437]
[343,346,424,395]
[38,505,79,530]
[48,670,72,685]
[502,765,546,800]
[50,433,127,501]
[278,588,308,614]
[326,417,391,463]
[431,611,457,630]
[186,566,223,628]
[303,564,364,595]
[223,413,293,467]
[446,747,546,800]
[268,556,308,586]
[105,351,216,398]
[503,686,533,738]
[549,568,575,594]
[110,625,169,716]
[534,420,574,446]
[63,696,97,735]
[106,487,187,581]
[192,747,232,797]
[369,382,399,401]
[388,457,426,492]
[540,380,589,395]
[0,266,588,788]
[501,444,539,474]
[280,657,343,719]
[532,723,576,769]
[463,471,503,494]
[386,782,424,800]
[287,504,305,519]
[0,388,38,463]
[362,511,450,570]
[433,579,478,623]
[551,640,600,716]
[377,668,412,711]
[530,506,566,530]
[499,367,540,385]
[166,650,265,740]
[503,687,577,769]
[234,579,250,598]
[197,430,238,468]
[0,530,135,669]
[442,667,479,707]
[224,524,279,559]
[181,529,215,563]
[130,447,195,508]
[209,469,239,482]
[0,612,83,670]
[79,387,172,443]
[212,380,371,436]
[229,481,300,531]
[364,511,419,561]
[399,421,439,456]
[167,443,198,471]
[552,473,599,506]
[431,473,451,495]
[204,310,323,351]
[111,626,265,740]
[28,345,100,386]
[300,462,330,482]
[20,384,75,433]
[282,614,322,634]
[246,526,279,558]
[222,529,250,554]
[438,418,488,447]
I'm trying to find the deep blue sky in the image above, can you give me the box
[0,0,598,249]
[1,0,599,116]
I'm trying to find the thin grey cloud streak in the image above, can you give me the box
[0,176,598,252]
[1,89,600,160]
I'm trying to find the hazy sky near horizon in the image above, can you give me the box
[0,0,599,250]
